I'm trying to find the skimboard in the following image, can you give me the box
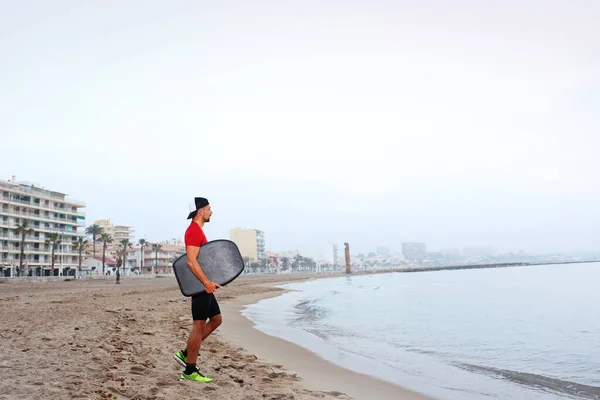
[173,239,245,297]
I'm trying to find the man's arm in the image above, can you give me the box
[186,245,221,293]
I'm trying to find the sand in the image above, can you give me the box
[0,274,432,400]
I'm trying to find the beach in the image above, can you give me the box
[0,274,430,400]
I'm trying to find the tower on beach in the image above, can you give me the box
[344,242,351,274]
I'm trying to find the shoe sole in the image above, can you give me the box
[179,378,213,383]
[173,353,186,367]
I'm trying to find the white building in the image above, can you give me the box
[323,244,339,266]
[94,219,135,242]
[90,219,135,260]
[272,250,301,261]
[0,177,86,277]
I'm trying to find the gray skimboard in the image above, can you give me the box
[173,239,245,297]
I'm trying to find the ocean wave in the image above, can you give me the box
[358,285,380,290]
[456,363,600,399]
[291,298,330,325]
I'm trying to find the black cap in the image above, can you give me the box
[187,197,209,219]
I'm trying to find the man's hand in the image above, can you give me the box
[204,281,222,294]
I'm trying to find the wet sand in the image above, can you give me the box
[0,274,432,400]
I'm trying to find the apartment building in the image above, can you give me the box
[0,177,86,277]
[94,219,135,242]
[91,219,135,260]
[229,227,265,263]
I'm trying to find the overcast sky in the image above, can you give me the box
[1,0,599,256]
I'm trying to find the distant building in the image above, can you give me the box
[94,219,135,242]
[463,246,495,258]
[82,257,118,275]
[323,244,339,265]
[424,252,445,265]
[401,242,426,263]
[126,241,185,274]
[273,250,301,260]
[92,219,135,260]
[376,246,390,256]
[390,252,406,264]
[440,248,461,256]
[113,224,135,243]
[229,227,265,263]
[1,176,86,277]
[264,250,279,266]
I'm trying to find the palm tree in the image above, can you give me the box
[281,257,290,272]
[45,232,61,273]
[138,238,147,274]
[98,233,113,275]
[85,224,104,259]
[14,220,34,277]
[260,258,268,273]
[242,257,251,273]
[73,237,89,278]
[117,239,133,284]
[151,243,162,275]
[292,254,302,272]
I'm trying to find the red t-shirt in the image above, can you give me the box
[184,222,207,248]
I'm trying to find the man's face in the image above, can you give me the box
[201,205,213,222]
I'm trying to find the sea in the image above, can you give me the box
[242,262,600,400]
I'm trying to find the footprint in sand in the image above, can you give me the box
[129,365,145,375]
[322,391,350,399]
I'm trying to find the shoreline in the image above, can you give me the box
[2,259,597,283]
[0,273,432,400]
[218,281,433,400]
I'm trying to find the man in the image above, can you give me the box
[173,197,222,382]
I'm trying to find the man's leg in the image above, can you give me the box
[175,294,221,371]
[186,320,205,365]
[177,294,213,382]
[202,314,222,340]
[202,293,222,341]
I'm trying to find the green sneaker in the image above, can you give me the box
[173,350,187,367]
[179,370,213,383]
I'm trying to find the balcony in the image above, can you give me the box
[4,210,82,226]
[0,197,84,216]
[1,198,31,206]
[0,232,40,240]
[0,223,84,238]
[1,246,81,255]
[1,183,85,205]
[0,235,56,244]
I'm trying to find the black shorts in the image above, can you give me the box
[191,293,221,321]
